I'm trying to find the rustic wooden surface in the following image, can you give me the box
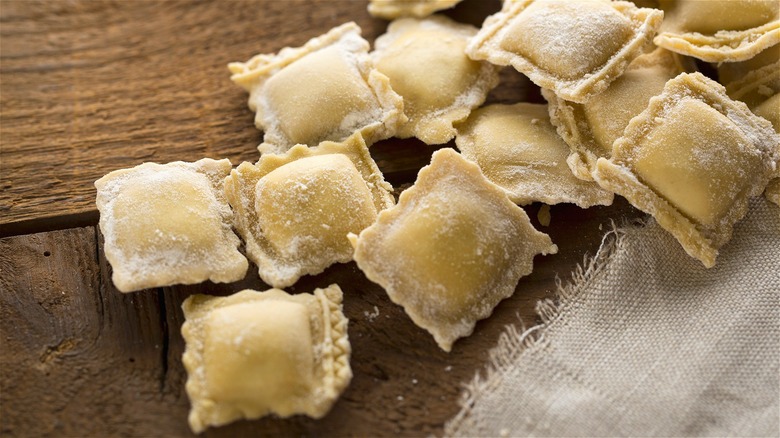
[0,1,645,437]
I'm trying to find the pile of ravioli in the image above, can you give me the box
[94,0,780,433]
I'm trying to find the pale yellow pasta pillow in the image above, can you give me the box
[182,285,351,433]
[224,133,394,288]
[94,159,247,292]
[544,48,692,180]
[595,73,780,267]
[229,22,406,154]
[455,103,613,207]
[372,15,500,144]
[655,0,780,62]
[368,0,464,19]
[350,148,557,352]
[467,0,663,103]
[719,45,780,207]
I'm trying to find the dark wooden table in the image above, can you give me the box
[0,1,643,436]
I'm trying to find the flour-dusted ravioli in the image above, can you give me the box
[467,0,663,103]
[225,133,394,288]
[722,45,780,118]
[94,159,247,293]
[368,0,464,19]
[229,22,406,155]
[182,285,351,433]
[372,16,501,145]
[654,0,780,62]
[545,48,692,180]
[718,43,780,91]
[455,103,613,207]
[350,148,557,352]
[719,45,780,206]
[594,73,780,268]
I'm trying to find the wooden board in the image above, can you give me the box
[0,0,514,233]
[0,0,647,436]
[0,198,641,437]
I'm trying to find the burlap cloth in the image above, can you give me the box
[445,198,780,437]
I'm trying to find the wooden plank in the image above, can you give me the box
[0,198,643,437]
[0,0,514,229]
[0,227,174,436]
[0,0,650,436]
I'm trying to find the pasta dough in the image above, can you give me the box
[350,148,557,352]
[544,48,692,180]
[372,15,500,145]
[182,285,351,433]
[717,43,780,91]
[229,22,406,155]
[719,45,780,206]
[224,133,394,288]
[455,103,613,207]
[655,0,780,62]
[722,47,780,121]
[467,0,663,103]
[94,159,247,293]
[594,73,780,267]
[368,0,464,19]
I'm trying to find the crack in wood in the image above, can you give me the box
[157,288,169,393]
[38,338,76,364]
[1,211,99,239]
[93,226,106,341]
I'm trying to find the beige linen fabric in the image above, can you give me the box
[446,198,780,437]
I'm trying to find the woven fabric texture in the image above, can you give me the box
[445,198,780,437]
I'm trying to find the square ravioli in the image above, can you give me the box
[182,285,351,433]
[228,22,406,155]
[224,133,395,288]
[719,45,780,206]
[95,159,247,293]
[372,16,501,145]
[368,0,464,19]
[544,48,692,180]
[722,45,780,115]
[594,73,780,268]
[349,148,557,352]
[455,103,613,207]
[467,0,663,103]
[717,43,780,93]
[654,0,780,62]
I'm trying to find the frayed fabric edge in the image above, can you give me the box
[443,218,648,437]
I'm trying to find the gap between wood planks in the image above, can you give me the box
[0,211,99,239]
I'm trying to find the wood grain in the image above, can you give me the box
[0,227,173,436]
[0,0,519,232]
[0,1,649,436]
[0,198,643,437]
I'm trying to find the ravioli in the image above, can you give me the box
[229,22,406,155]
[224,133,394,288]
[182,285,351,433]
[717,43,780,90]
[350,148,557,352]
[594,73,780,267]
[719,45,780,206]
[655,0,780,62]
[455,103,613,207]
[544,48,692,180]
[368,0,464,19]
[467,0,663,103]
[372,15,501,144]
[94,159,247,293]
[722,45,780,118]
